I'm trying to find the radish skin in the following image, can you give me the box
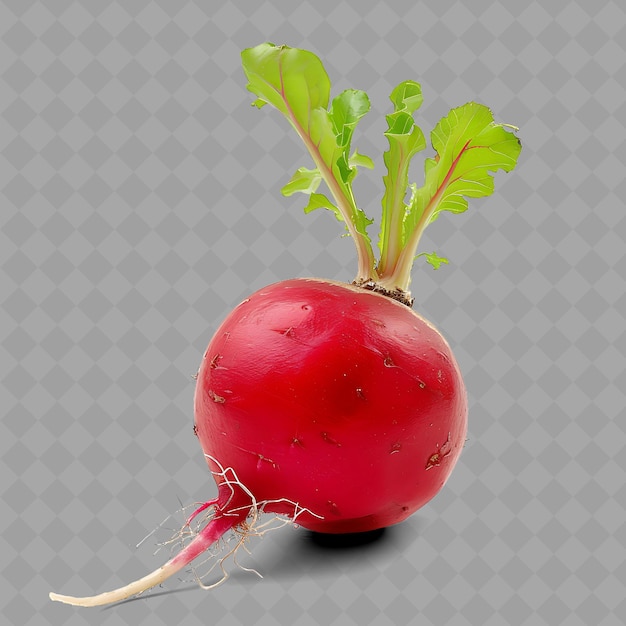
[194,278,468,534]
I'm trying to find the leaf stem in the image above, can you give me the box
[277,75,377,281]
[380,139,471,292]
[377,143,408,278]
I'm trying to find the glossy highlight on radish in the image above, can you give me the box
[50,43,520,607]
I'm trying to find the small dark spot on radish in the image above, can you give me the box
[425,452,441,470]
[193,424,198,437]
[257,454,278,469]
[272,327,296,337]
[425,433,452,470]
[210,354,223,369]
[321,432,341,447]
[401,506,409,513]
[301,304,311,311]
[383,354,394,367]
[208,390,226,404]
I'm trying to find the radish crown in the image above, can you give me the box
[242,43,522,301]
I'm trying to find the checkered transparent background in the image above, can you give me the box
[2,1,625,625]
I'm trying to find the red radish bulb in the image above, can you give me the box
[196,278,467,533]
[50,43,520,607]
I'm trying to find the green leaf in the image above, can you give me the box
[329,89,371,183]
[377,81,427,276]
[242,43,377,279]
[281,167,321,196]
[385,101,521,291]
[349,150,375,171]
[408,102,521,234]
[302,193,347,231]
[301,192,373,238]
[242,43,521,293]
[242,44,331,133]
[390,80,424,115]
[418,251,449,270]
[303,192,339,215]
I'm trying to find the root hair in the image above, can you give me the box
[164,454,323,589]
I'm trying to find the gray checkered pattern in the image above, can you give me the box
[2,1,625,625]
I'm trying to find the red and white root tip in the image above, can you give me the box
[48,456,321,607]
[48,509,241,608]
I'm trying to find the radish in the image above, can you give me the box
[50,43,521,607]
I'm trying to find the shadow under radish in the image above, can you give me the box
[249,514,427,583]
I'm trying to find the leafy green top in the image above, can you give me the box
[241,43,521,301]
